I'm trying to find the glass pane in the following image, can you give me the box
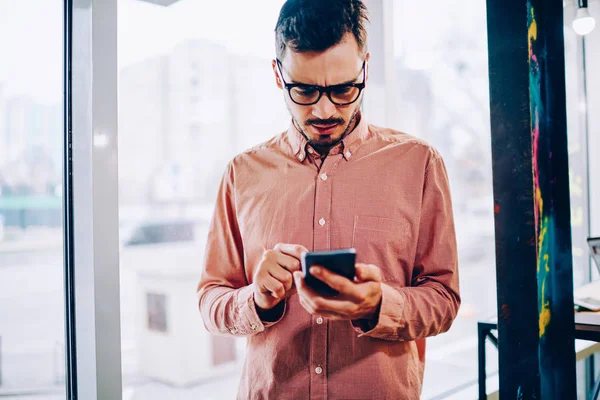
[0,0,66,398]
[558,3,597,398]
[583,0,600,274]
[578,4,600,396]
[564,0,592,289]
[118,0,287,397]
[392,1,497,397]
[390,1,598,398]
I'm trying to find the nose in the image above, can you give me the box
[311,93,337,120]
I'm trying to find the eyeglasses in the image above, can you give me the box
[276,59,366,106]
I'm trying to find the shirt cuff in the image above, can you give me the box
[351,283,406,339]
[234,285,287,335]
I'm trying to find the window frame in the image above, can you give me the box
[65,0,122,398]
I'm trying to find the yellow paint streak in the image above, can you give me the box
[537,219,547,272]
[538,219,551,338]
[528,7,537,60]
[535,187,543,219]
[539,261,551,338]
[539,298,551,337]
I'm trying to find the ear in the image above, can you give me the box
[364,52,371,84]
[272,59,284,90]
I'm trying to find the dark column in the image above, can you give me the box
[486,0,577,398]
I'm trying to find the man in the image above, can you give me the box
[197,0,460,398]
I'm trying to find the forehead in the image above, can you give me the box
[281,34,364,86]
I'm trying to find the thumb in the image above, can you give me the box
[355,263,382,282]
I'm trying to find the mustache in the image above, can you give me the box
[306,118,344,126]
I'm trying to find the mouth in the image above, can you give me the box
[311,123,339,135]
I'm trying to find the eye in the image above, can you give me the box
[294,87,319,97]
[331,86,354,96]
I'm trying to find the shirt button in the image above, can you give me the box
[250,323,258,330]
[320,173,328,181]
[298,154,305,161]
[315,366,323,375]
[230,328,237,334]
[318,218,326,227]
[316,317,323,324]
[345,151,351,158]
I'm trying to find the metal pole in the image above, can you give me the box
[477,324,487,400]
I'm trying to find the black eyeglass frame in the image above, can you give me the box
[276,59,367,106]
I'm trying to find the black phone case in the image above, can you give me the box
[301,249,356,296]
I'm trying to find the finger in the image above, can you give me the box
[312,310,348,320]
[297,294,346,320]
[355,263,383,282]
[274,243,309,261]
[309,266,361,300]
[293,271,310,294]
[261,249,301,274]
[268,266,294,292]
[285,285,298,298]
[293,271,321,300]
[261,275,286,299]
[297,289,357,317]
[297,297,346,319]
[311,296,357,315]
[275,252,302,273]
[294,271,357,315]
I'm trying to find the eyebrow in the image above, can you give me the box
[279,61,361,87]
[290,77,358,87]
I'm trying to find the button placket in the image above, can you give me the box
[315,163,332,232]
[310,157,337,400]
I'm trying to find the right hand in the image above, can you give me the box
[253,243,308,311]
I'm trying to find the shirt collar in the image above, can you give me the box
[286,112,370,163]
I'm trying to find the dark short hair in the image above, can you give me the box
[275,0,369,60]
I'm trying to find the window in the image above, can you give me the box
[581,2,600,276]
[4,1,589,398]
[390,1,496,397]
[118,0,287,397]
[576,2,600,394]
[389,1,598,398]
[0,0,65,397]
[147,293,169,333]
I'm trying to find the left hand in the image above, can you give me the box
[293,263,383,321]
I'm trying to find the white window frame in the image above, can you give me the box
[66,0,122,398]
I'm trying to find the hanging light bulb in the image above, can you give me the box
[573,0,596,36]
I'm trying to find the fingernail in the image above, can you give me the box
[310,267,320,275]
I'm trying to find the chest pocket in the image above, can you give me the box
[351,215,414,285]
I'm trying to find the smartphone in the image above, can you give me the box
[301,248,356,296]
